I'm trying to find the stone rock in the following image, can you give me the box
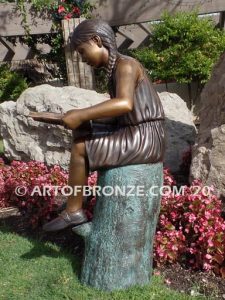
[0,84,108,169]
[0,85,196,172]
[160,92,196,173]
[190,52,225,199]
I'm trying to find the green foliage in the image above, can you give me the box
[29,0,56,11]
[42,31,67,82]
[0,65,28,102]
[130,11,225,83]
[10,0,94,83]
[18,30,68,83]
[26,0,94,17]
[0,139,4,154]
[94,68,108,93]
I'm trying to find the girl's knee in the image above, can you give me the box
[72,141,86,157]
[70,155,84,168]
[70,141,86,167]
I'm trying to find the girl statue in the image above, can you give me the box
[31,19,165,232]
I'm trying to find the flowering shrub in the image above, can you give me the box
[0,159,98,227]
[52,0,94,21]
[154,170,225,277]
[0,160,68,227]
[1,159,225,276]
[84,171,98,220]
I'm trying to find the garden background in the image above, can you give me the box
[1,0,225,299]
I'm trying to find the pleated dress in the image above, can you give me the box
[74,55,166,171]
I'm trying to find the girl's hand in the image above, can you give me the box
[61,109,83,130]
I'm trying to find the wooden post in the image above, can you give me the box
[219,11,225,29]
[73,162,163,291]
[61,18,95,89]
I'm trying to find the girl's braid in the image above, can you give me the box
[71,19,119,94]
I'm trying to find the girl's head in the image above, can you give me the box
[70,19,118,76]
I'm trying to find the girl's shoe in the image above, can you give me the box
[42,209,87,232]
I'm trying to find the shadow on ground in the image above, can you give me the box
[0,213,85,278]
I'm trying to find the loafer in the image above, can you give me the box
[42,209,87,232]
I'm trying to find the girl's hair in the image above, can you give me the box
[71,19,118,78]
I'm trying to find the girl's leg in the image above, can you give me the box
[42,140,88,232]
[65,140,88,212]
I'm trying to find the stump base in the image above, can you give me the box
[73,162,163,291]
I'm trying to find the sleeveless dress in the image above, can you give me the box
[74,55,166,171]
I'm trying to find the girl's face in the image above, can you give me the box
[76,37,109,68]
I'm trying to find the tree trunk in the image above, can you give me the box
[73,162,163,291]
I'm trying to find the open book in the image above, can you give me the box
[28,111,92,137]
[28,112,64,125]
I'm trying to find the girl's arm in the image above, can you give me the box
[28,112,64,125]
[62,59,141,130]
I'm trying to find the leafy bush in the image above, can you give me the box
[94,68,108,93]
[0,64,28,102]
[130,11,225,83]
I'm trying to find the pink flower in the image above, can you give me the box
[188,213,197,222]
[64,13,73,20]
[165,279,171,285]
[205,254,212,260]
[73,7,81,15]
[208,240,214,247]
[189,248,196,254]
[58,5,65,13]
[203,263,212,271]
[205,211,211,220]
[154,271,161,276]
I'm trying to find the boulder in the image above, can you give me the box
[0,85,196,172]
[190,52,225,199]
[0,85,107,169]
[160,92,196,173]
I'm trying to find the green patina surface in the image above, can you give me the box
[74,163,163,291]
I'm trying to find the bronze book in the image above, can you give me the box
[28,111,64,125]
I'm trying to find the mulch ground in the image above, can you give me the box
[1,207,225,299]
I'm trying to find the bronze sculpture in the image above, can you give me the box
[29,19,166,232]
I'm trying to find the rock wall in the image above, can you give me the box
[190,52,225,199]
[0,85,196,172]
